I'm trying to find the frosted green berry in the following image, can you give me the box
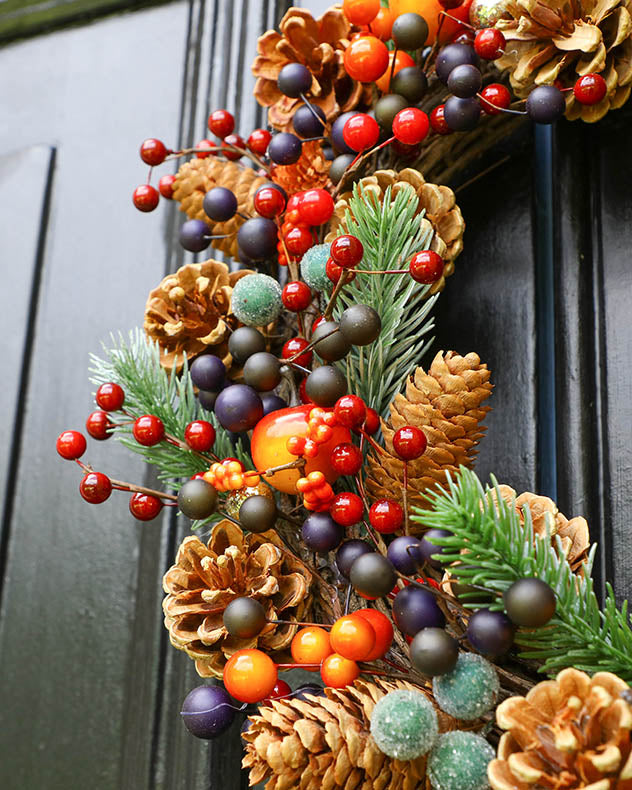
[300,243,332,292]
[427,731,494,790]
[369,689,438,760]
[232,274,283,326]
[432,653,499,720]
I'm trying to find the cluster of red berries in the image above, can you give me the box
[277,189,335,267]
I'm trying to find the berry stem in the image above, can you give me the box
[403,461,410,535]
[323,270,349,320]
[167,146,271,175]
[246,459,304,478]
[439,10,476,29]
[475,93,527,116]
[268,619,333,629]
[299,93,328,133]
[387,46,399,93]
[285,326,340,361]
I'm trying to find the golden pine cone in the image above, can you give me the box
[252,5,365,132]
[488,667,632,789]
[162,520,312,678]
[325,168,465,296]
[171,157,268,259]
[143,259,252,373]
[272,141,332,193]
[495,0,632,122]
[366,351,493,518]
[243,677,467,790]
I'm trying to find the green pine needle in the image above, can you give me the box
[411,467,632,680]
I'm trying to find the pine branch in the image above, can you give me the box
[89,328,249,488]
[332,183,439,417]
[411,467,632,681]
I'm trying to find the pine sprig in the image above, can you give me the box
[332,183,439,417]
[411,467,632,680]
[89,328,249,487]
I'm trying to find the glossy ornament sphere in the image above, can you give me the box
[469,0,507,28]
[430,104,451,135]
[330,442,363,476]
[392,12,430,49]
[184,420,216,452]
[409,250,444,283]
[574,73,607,105]
[447,63,482,98]
[336,539,373,578]
[223,649,278,703]
[466,608,514,656]
[419,528,451,569]
[223,597,267,638]
[207,109,235,138]
[247,128,272,155]
[268,132,302,165]
[79,472,112,504]
[302,512,344,553]
[140,137,168,166]
[232,273,283,326]
[340,304,382,346]
[251,405,351,493]
[428,731,495,790]
[375,50,416,93]
[330,614,376,661]
[203,186,237,222]
[293,103,326,137]
[356,608,394,659]
[410,627,459,676]
[299,189,335,226]
[239,494,277,533]
[277,62,312,97]
[178,478,218,519]
[330,491,364,526]
[229,326,266,363]
[129,492,163,521]
[191,354,226,392]
[282,337,312,368]
[526,85,566,124]
[133,184,159,212]
[331,234,364,268]
[375,94,409,133]
[444,95,481,130]
[369,499,404,534]
[133,414,165,446]
[371,689,438,759]
[237,217,278,261]
[86,410,112,441]
[474,27,505,59]
[254,186,285,219]
[392,107,430,145]
[350,552,397,598]
[344,36,390,83]
[387,535,423,574]
[503,578,556,627]
[392,67,428,104]
[305,366,348,407]
[214,384,263,432]
[393,585,445,636]
[480,83,511,115]
[343,113,380,152]
[393,425,427,460]
[56,430,87,460]
[312,320,351,362]
[96,381,125,411]
[343,0,380,24]
[320,653,360,687]
[181,685,235,739]
[291,626,333,665]
[436,43,479,83]
[432,652,499,720]
[179,218,211,252]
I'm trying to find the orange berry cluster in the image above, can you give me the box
[287,407,339,460]
[203,458,260,492]
[296,470,334,511]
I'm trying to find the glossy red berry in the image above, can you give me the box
[184,420,216,452]
[133,184,159,212]
[298,189,335,226]
[96,382,125,411]
[285,225,313,256]
[392,108,430,145]
[479,84,512,115]
[330,235,364,268]
[222,134,245,161]
[369,499,404,533]
[133,415,165,446]
[282,281,312,312]
[158,174,176,199]
[326,258,356,284]
[262,679,292,705]
[139,138,168,166]
[79,472,112,504]
[208,109,235,139]
[282,337,313,367]
[393,426,427,460]
[330,443,363,476]
[56,430,87,460]
[474,28,505,60]
[361,407,380,435]
[287,194,302,212]
[85,410,113,441]
[334,395,367,429]
[409,250,444,284]
[343,113,380,152]
[247,128,272,155]
[129,492,163,521]
[574,73,607,105]
[430,105,452,136]
[254,186,286,218]
[195,139,217,159]
[452,29,476,45]
[330,492,364,526]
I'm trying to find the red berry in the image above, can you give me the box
[330,492,364,526]
[158,174,176,199]
[133,415,165,446]
[282,337,313,367]
[195,139,217,159]
[574,73,607,105]
[129,492,163,521]
[133,184,159,212]
[479,84,512,115]
[474,28,505,60]
[222,134,245,161]
[392,108,430,146]
[247,128,272,155]
[299,377,312,403]
[430,105,452,135]
[330,443,363,476]
[96,382,125,411]
[184,420,216,452]
[452,29,476,45]
[334,395,367,429]
[326,258,356,284]
[362,407,380,435]
[298,189,335,226]
[343,113,380,152]
[287,194,302,211]
[139,138,168,166]
[208,109,235,139]
[262,679,292,705]
[85,410,113,441]
[56,430,87,460]
[282,281,312,312]
[409,250,444,284]
[285,225,313,256]
[254,186,286,218]
[393,426,427,460]
[369,499,403,533]
[330,235,364,268]
[79,472,112,504]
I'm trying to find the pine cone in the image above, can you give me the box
[162,520,312,678]
[272,141,331,193]
[495,0,632,122]
[488,667,632,789]
[366,351,493,519]
[252,5,366,132]
[243,678,464,790]
[325,168,465,296]
[171,157,268,259]
[144,259,252,373]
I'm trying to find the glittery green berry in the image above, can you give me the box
[427,731,494,790]
[232,274,283,327]
[300,243,332,292]
[432,653,499,721]
[370,689,438,760]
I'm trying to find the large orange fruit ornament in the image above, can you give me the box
[389,0,473,44]
[251,405,352,494]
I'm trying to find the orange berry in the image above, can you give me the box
[330,614,376,661]
[307,470,325,485]
[323,412,338,427]
[321,653,360,688]
[375,50,416,93]
[313,482,334,501]
[304,440,319,459]
[297,476,311,493]
[309,407,327,422]
[215,465,226,480]
[370,6,394,40]
[355,608,394,660]
[287,435,306,455]
[344,36,390,83]
[202,471,215,485]
[225,460,242,474]
[223,649,278,703]
[291,626,333,668]
[343,0,380,25]
[228,473,244,489]
[314,424,333,443]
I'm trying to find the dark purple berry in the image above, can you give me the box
[329,153,355,185]
[268,133,302,165]
[277,63,312,98]
[179,219,211,252]
[260,392,287,416]
[466,609,514,656]
[293,103,326,138]
[181,685,235,739]
[197,390,218,411]
[419,529,451,569]
[387,535,423,575]
[302,512,344,553]
[392,585,445,636]
[447,64,482,98]
[190,354,226,392]
[203,186,238,222]
[443,96,481,131]
[436,43,479,84]
[336,539,372,578]
[237,217,278,261]
[526,85,566,124]
[214,384,263,432]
